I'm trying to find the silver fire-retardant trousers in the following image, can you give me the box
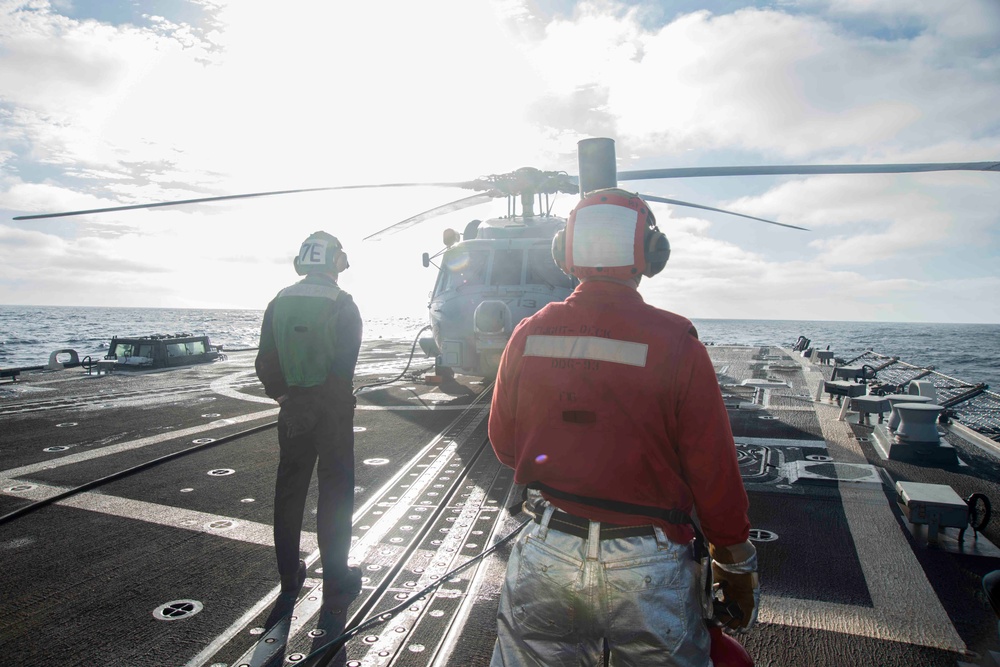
[491,502,711,667]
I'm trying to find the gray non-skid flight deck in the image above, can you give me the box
[3,342,1000,666]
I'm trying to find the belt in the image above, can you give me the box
[533,509,656,540]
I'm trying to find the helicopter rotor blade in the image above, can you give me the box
[618,161,1000,182]
[11,181,477,221]
[638,194,809,231]
[363,193,496,241]
[16,160,996,223]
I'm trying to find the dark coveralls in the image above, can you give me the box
[255,273,363,591]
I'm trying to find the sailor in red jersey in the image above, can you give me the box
[489,189,758,666]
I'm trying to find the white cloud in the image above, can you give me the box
[1,0,998,324]
[522,1,1000,161]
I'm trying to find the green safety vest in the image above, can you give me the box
[266,278,346,389]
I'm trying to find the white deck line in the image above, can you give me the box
[211,369,486,411]
[2,392,483,483]
[184,401,490,667]
[757,352,966,652]
[432,500,521,665]
[0,408,279,479]
[229,579,326,667]
[0,478,316,550]
[356,488,494,664]
[734,436,825,448]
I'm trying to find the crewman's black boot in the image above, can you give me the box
[281,559,308,596]
[265,559,307,628]
[323,566,362,604]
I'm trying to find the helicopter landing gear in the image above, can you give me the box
[433,358,455,381]
[479,352,501,381]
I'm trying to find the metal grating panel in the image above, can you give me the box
[951,391,1000,441]
[845,351,1000,442]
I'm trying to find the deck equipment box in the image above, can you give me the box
[895,481,968,543]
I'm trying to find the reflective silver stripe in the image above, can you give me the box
[277,282,342,302]
[524,335,648,367]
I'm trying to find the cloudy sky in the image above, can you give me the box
[1,0,998,324]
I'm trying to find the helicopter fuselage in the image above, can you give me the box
[422,216,576,377]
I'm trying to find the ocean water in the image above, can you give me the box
[0,306,428,369]
[690,319,1000,391]
[1,306,998,390]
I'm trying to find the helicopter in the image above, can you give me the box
[369,139,812,379]
[13,137,1000,378]
[405,167,580,379]
[359,137,998,378]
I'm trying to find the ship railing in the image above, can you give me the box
[844,350,899,372]
[835,349,1000,442]
[848,350,933,394]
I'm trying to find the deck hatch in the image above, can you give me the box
[790,460,882,485]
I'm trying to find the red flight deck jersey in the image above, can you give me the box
[489,280,750,548]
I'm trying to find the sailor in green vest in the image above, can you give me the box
[255,231,364,622]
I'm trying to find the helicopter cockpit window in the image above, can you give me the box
[441,249,489,292]
[489,249,524,286]
[526,247,574,289]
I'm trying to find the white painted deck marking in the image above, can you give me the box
[229,579,327,666]
[0,408,279,479]
[210,369,485,410]
[0,478,316,550]
[209,370,275,404]
[735,436,825,448]
[754,348,966,652]
[357,404,487,411]
[433,497,519,665]
[184,402,490,667]
[356,485,492,663]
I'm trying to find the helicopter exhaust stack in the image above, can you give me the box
[578,138,617,196]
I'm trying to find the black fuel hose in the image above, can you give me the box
[354,324,433,392]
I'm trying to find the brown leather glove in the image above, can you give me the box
[710,540,760,632]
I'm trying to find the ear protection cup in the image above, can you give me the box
[551,227,569,275]
[642,226,670,277]
[333,250,349,273]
